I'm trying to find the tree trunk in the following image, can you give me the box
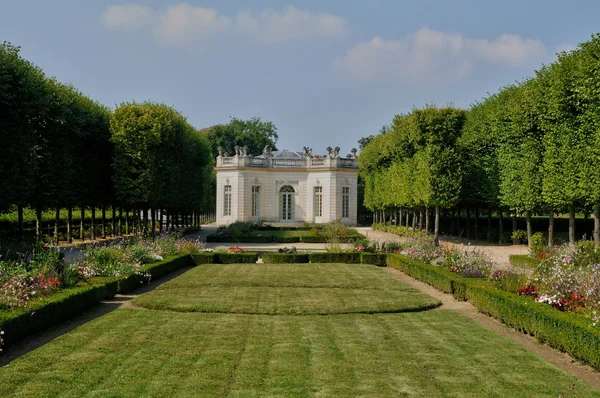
[525,210,533,249]
[412,210,417,230]
[512,212,518,244]
[91,208,96,240]
[17,204,24,241]
[450,208,455,236]
[118,207,123,236]
[466,207,471,239]
[425,207,430,235]
[111,206,116,237]
[399,209,403,227]
[54,208,60,245]
[101,206,106,239]
[159,209,163,232]
[569,204,576,245]
[548,208,554,248]
[151,208,156,236]
[80,206,85,241]
[474,207,479,240]
[487,206,492,242]
[418,208,424,230]
[594,205,600,250]
[125,208,129,235]
[434,206,440,245]
[35,206,42,241]
[67,207,72,243]
[498,207,504,244]
[143,208,148,234]
[405,210,410,228]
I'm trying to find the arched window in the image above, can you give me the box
[279,185,295,220]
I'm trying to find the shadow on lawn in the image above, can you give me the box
[0,265,194,367]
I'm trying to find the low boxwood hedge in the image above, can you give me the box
[360,252,387,267]
[300,236,327,243]
[190,252,216,264]
[262,253,310,264]
[0,255,193,347]
[386,253,600,370]
[272,236,301,243]
[309,252,361,264]
[206,235,272,243]
[214,252,259,264]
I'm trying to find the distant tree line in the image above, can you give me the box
[360,34,600,249]
[0,42,214,243]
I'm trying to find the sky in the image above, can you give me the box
[1,1,598,156]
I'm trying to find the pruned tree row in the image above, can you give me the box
[0,42,214,243]
[360,34,600,248]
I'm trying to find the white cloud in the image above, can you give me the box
[100,3,345,46]
[237,6,345,43]
[333,27,546,83]
[101,4,155,31]
[154,4,231,45]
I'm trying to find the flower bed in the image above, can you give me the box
[0,255,192,348]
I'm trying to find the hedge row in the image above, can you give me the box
[189,252,259,264]
[308,252,362,264]
[261,252,387,265]
[0,255,192,346]
[386,253,600,370]
[207,234,363,244]
[262,253,311,264]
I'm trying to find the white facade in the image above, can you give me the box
[215,147,359,226]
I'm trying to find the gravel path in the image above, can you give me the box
[354,227,530,270]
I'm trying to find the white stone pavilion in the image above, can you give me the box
[215,146,358,226]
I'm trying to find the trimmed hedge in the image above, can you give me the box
[190,252,216,264]
[0,255,192,347]
[272,236,301,243]
[386,253,600,370]
[300,236,327,243]
[309,252,361,264]
[262,253,310,264]
[360,252,388,267]
[214,252,259,264]
[206,235,272,243]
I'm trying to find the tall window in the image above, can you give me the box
[224,185,232,216]
[342,187,350,218]
[314,186,323,217]
[251,186,260,217]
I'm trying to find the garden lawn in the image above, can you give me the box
[131,263,440,314]
[1,309,598,397]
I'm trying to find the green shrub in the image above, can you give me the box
[511,229,527,244]
[214,252,259,264]
[360,253,388,267]
[530,232,546,255]
[309,252,361,264]
[262,253,310,264]
[190,253,216,264]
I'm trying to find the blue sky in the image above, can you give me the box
[1,1,598,156]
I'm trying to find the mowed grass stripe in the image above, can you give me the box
[160,263,409,290]
[1,309,598,397]
[131,263,441,314]
[132,286,441,314]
